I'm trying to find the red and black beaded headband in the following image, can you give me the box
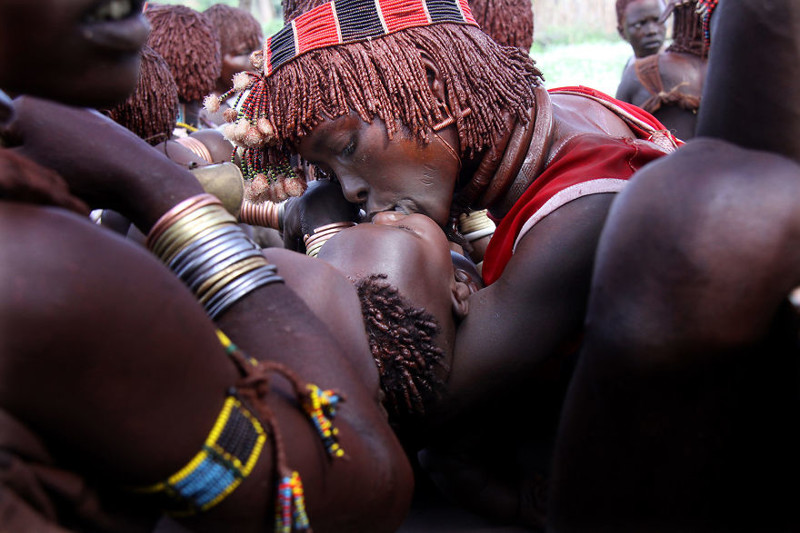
[264,0,478,76]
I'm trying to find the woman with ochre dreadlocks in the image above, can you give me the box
[201,4,264,128]
[617,0,709,139]
[210,0,680,526]
[145,3,222,131]
[550,0,800,529]
[105,45,178,147]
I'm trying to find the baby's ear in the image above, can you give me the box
[450,269,477,320]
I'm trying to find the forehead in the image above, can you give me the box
[625,0,664,18]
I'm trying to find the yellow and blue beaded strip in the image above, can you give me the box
[137,395,266,515]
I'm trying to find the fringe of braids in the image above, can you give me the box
[145,4,222,103]
[469,0,534,51]
[666,1,708,57]
[356,274,448,426]
[219,23,542,204]
[203,4,263,58]
[105,46,179,146]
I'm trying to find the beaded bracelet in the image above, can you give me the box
[147,193,284,318]
[458,209,496,242]
[303,221,357,258]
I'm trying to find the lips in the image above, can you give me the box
[80,0,149,53]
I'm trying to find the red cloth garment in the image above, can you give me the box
[481,87,675,285]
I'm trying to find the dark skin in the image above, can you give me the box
[617,0,667,59]
[549,0,800,530]
[616,1,708,140]
[294,47,659,527]
[0,0,413,530]
[616,52,707,140]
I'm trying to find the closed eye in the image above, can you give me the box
[341,137,357,158]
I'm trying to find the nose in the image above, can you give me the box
[644,21,660,35]
[336,172,369,205]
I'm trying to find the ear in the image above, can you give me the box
[419,54,447,103]
[617,24,627,40]
[450,268,477,320]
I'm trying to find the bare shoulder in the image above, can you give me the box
[594,138,800,344]
[617,138,800,230]
[0,202,214,360]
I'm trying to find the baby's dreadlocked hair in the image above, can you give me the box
[356,274,448,427]
[105,46,178,146]
[145,4,221,103]
[203,4,263,59]
[666,0,707,57]
[469,0,534,51]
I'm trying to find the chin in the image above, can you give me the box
[51,59,141,109]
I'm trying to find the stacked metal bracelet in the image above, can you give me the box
[239,199,285,231]
[147,193,284,319]
[303,221,357,258]
[458,209,496,242]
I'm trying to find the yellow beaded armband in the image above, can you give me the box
[135,395,267,516]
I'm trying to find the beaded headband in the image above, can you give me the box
[263,0,478,76]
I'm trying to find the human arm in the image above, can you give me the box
[548,141,800,530]
[433,193,616,425]
[0,99,412,530]
[281,178,361,252]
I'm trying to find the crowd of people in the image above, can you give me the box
[1,0,798,531]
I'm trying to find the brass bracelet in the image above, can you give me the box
[303,221,357,258]
[175,136,214,164]
[239,199,285,231]
[147,193,221,248]
[146,194,284,319]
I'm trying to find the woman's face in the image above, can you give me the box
[621,0,667,58]
[297,112,461,227]
[0,0,149,107]
[220,37,259,87]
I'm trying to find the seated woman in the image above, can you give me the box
[200,3,264,128]
[145,4,221,131]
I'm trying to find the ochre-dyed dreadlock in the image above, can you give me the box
[105,46,179,146]
[356,274,448,427]
[666,0,707,57]
[281,0,319,23]
[145,4,221,103]
[469,0,534,51]
[203,4,263,59]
